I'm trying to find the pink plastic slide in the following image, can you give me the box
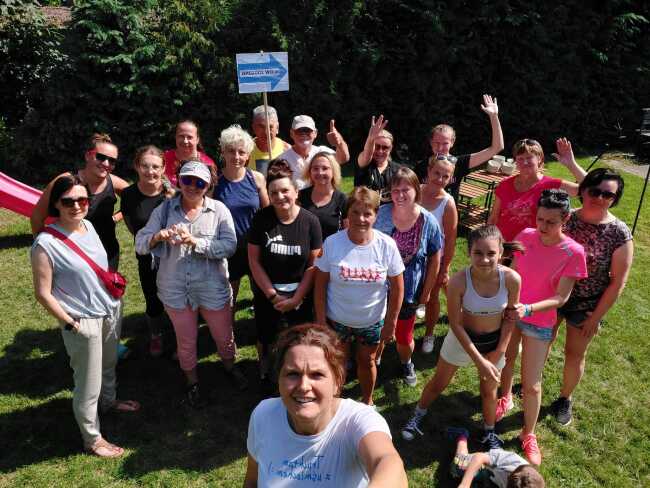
[0,171,43,218]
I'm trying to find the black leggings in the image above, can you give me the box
[136,253,165,318]
[251,281,313,352]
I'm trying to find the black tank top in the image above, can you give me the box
[86,176,119,269]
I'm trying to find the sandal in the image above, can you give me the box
[105,399,141,413]
[85,438,124,458]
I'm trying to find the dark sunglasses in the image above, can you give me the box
[180,175,208,189]
[60,197,90,208]
[95,152,118,166]
[587,187,616,200]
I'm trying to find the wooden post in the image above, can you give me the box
[261,51,273,159]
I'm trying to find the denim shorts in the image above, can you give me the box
[559,309,602,330]
[330,320,383,346]
[517,320,554,342]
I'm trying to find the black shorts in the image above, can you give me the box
[466,328,501,354]
[228,241,250,282]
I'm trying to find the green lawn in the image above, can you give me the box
[1,158,649,487]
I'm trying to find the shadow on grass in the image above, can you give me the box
[0,233,32,250]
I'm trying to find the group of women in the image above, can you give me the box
[29,99,633,486]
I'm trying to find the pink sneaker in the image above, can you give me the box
[495,394,514,422]
[520,433,542,465]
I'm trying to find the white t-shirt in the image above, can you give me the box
[279,145,335,190]
[486,449,529,487]
[315,229,404,327]
[247,397,391,487]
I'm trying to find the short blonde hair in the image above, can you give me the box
[303,152,342,188]
[346,186,380,214]
[219,124,255,154]
[430,124,456,142]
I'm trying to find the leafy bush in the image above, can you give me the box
[2,0,649,182]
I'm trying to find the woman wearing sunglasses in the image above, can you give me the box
[31,133,129,270]
[164,119,215,188]
[548,167,633,427]
[31,175,139,458]
[355,116,402,205]
[136,160,245,408]
[488,138,586,242]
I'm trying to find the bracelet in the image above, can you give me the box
[524,304,533,317]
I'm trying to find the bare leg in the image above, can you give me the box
[230,279,241,312]
[375,340,385,364]
[521,335,551,435]
[424,285,443,337]
[499,327,521,398]
[417,357,458,409]
[479,374,499,426]
[356,343,379,405]
[560,325,593,399]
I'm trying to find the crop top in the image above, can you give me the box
[462,266,508,316]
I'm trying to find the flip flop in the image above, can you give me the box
[85,438,124,458]
[107,399,141,413]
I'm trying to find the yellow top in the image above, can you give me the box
[249,137,289,175]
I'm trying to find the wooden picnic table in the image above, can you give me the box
[457,168,515,231]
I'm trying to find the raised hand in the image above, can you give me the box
[480,94,499,116]
[552,137,576,167]
[367,114,388,142]
[326,119,344,147]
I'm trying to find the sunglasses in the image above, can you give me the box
[180,175,208,189]
[95,152,118,166]
[295,128,314,135]
[60,197,90,208]
[587,187,616,200]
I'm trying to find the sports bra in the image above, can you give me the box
[462,266,508,316]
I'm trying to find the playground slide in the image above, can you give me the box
[0,171,43,218]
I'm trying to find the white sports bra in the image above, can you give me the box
[462,266,508,316]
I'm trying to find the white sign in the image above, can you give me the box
[236,52,289,94]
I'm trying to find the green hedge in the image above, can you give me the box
[2,0,649,182]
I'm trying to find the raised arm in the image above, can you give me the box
[553,137,587,196]
[357,115,388,168]
[326,120,350,165]
[358,432,408,488]
[468,94,504,169]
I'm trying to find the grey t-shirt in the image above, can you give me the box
[31,220,120,319]
[487,448,528,487]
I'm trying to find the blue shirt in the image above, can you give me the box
[374,204,443,304]
[213,169,260,240]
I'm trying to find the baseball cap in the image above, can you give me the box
[291,115,316,131]
[178,160,212,184]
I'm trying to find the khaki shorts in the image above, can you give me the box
[440,330,505,369]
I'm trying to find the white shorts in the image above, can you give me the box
[440,330,505,369]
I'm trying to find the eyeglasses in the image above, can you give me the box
[180,175,208,189]
[60,197,90,208]
[95,152,118,166]
[587,187,616,200]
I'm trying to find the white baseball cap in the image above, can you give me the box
[291,115,316,131]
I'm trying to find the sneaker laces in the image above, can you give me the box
[481,431,504,449]
[521,434,539,453]
[404,411,425,436]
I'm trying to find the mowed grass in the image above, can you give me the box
[0,158,649,487]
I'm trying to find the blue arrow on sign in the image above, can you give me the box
[238,54,287,90]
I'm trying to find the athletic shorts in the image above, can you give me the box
[329,320,383,346]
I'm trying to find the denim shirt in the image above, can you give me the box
[374,204,443,304]
[135,196,237,310]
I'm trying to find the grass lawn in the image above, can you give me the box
[0,157,649,487]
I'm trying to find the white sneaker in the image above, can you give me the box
[416,305,426,320]
[422,335,435,354]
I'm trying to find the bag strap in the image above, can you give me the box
[42,227,109,281]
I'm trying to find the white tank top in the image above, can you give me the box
[462,266,508,316]
[429,193,451,233]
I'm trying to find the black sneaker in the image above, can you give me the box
[552,396,573,425]
[185,383,207,409]
[401,409,426,441]
[226,365,249,391]
[481,430,504,450]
